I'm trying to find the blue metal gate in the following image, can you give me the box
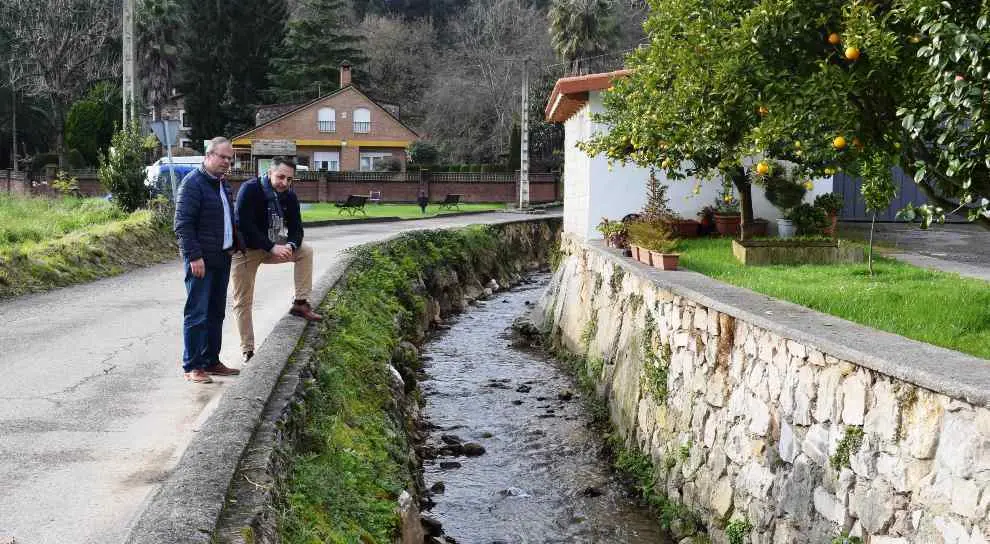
[832,167,964,222]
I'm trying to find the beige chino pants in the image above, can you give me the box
[231,244,314,354]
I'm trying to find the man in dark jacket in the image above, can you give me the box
[232,156,322,363]
[173,137,241,383]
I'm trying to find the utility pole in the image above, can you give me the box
[122,0,136,126]
[519,59,530,210]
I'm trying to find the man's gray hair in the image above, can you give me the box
[205,137,231,154]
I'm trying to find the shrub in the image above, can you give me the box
[787,203,828,235]
[408,140,439,165]
[814,192,845,215]
[627,220,677,253]
[99,122,150,213]
[763,166,807,213]
[51,171,80,197]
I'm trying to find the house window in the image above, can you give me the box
[313,151,340,171]
[353,108,371,133]
[179,110,189,129]
[359,151,391,171]
[179,138,192,148]
[317,107,336,133]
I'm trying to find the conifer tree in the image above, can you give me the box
[268,0,364,102]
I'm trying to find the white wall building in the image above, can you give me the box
[546,71,833,240]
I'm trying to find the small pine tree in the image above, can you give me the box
[99,122,150,212]
[642,168,673,224]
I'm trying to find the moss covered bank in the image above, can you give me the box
[217,219,561,544]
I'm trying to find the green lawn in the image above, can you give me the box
[676,238,990,360]
[0,195,126,248]
[301,202,505,222]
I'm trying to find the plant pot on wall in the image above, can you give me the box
[649,251,680,270]
[633,245,652,266]
[714,213,741,236]
[823,213,839,237]
[777,218,796,238]
[670,219,700,238]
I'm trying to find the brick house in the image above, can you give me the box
[230,63,419,175]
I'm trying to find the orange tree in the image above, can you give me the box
[744,0,990,229]
[578,0,771,239]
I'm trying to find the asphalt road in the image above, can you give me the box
[0,211,554,544]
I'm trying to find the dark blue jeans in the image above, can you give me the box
[182,256,231,372]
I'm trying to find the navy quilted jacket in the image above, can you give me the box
[173,168,235,265]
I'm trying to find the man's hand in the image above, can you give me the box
[270,244,293,261]
[190,258,206,279]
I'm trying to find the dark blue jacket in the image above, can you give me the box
[174,168,236,265]
[235,177,303,252]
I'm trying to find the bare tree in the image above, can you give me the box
[357,15,437,126]
[0,0,120,166]
[424,0,554,162]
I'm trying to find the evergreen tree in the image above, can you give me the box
[175,0,287,144]
[268,0,364,102]
[174,0,229,144]
[137,0,181,119]
[548,0,619,74]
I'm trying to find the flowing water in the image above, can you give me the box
[419,275,670,544]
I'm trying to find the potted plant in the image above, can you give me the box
[665,212,700,238]
[814,193,844,237]
[761,164,807,239]
[596,217,629,249]
[627,220,675,267]
[649,237,680,270]
[713,184,741,236]
[788,203,829,236]
[697,205,717,235]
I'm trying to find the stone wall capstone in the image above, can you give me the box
[538,234,990,544]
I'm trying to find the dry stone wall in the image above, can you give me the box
[538,234,990,544]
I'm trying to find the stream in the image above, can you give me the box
[418,274,671,544]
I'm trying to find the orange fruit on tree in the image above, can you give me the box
[845,46,861,61]
[661,159,672,169]
[756,161,770,175]
[757,105,769,117]
[833,135,847,150]
[827,33,841,45]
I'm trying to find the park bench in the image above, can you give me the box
[437,193,462,211]
[335,194,368,216]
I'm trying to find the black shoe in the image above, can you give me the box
[243,350,254,363]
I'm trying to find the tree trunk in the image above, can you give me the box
[729,165,754,240]
[10,89,16,172]
[868,211,877,276]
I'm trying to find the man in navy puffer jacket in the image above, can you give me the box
[173,137,242,383]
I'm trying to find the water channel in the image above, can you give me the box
[418,275,671,544]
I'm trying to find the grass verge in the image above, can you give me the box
[301,202,505,222]
[0,206,177,299]
[0,195,126,246]
[677,238,990,360]
[279,225,551,543]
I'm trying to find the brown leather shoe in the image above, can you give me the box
[289,301,323,322]
[184,368,214,383]
[204,361,241,376]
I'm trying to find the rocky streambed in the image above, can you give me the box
[414,275,670,544]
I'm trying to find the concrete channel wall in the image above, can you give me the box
[125,217,561,544]
[538,234,990,544]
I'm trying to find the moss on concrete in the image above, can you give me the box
[279,222,559,543]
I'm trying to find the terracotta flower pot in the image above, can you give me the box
[670,219,700,238]
[630,245,640,261]
[823,214,839,237]
[634,245,652,266]
[714,213,741,236]
[650,251,680,270]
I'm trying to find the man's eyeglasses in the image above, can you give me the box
[210,152,234,162]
